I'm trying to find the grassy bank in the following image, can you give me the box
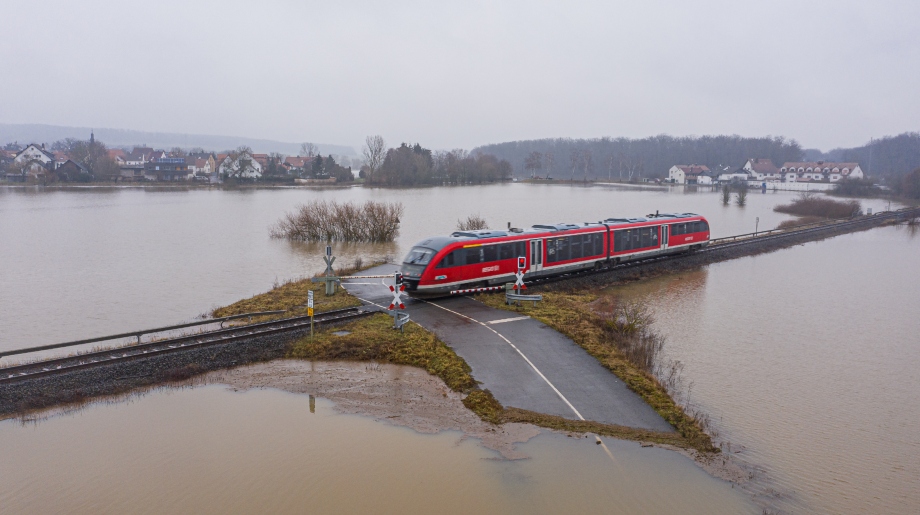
[212,277,361,321]
[475,291,717,452]
[210,256,389,321]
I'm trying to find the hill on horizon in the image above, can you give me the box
[0,123,357,157]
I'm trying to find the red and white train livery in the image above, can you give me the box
[400,212,710,296]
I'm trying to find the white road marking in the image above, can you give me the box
[425,300,586,420]
[345,278,618,461]
[425,299,618,460]
[486,316,530,325]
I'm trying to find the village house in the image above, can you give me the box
[668,164,713,184]
[283,155,314,175]
[218,151,263,179]
[56,159,93,181]
[743,158,782,181]
[779,162,864,183]
[144,157,192,181]
[12,143,55,178]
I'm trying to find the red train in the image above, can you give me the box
[400,212,710,296]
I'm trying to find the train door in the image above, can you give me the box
[661,225,669,250]
[529,239,543,272]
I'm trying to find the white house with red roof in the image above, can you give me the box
[743,158,782,181]
[668,164,712,184]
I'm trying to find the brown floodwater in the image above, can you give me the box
[0,383,756,514]
[608,225,920,514]
[0,184,909,513]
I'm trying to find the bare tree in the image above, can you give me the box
[569,149,581,179]
[362,135,387,179]
[583,149,593,180]
[524,151,542,178]
[604,154,616,181]
[543,151,555,179]
[299,142,317,157]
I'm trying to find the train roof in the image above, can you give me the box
[410,213,705,251]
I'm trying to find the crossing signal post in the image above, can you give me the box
[514,256,527,291]
[389,272,409,330]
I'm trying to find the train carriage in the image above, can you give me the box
[401,212,709,296]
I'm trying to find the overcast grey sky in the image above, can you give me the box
[2,0,918,151]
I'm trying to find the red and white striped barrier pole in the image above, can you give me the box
[339,274,397,280]
[449,285,506,295]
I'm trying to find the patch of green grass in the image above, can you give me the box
[212,277,361,321]
[288,314,477,393]
[476,291,717,452]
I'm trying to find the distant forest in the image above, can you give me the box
[473,135,804,181]
[805,132,920,181]
[474,133,920,183]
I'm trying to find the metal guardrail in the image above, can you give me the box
[0,310,286,359]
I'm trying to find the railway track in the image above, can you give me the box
[0,306,373,385]
[519,207,919,289]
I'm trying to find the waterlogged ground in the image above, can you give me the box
[607,225,920,514]
[0,370,757,515]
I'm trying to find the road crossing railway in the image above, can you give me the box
[0,307,372,385]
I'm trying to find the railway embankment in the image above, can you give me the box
[557,210,915,292]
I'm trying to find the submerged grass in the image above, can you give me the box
[476,290,717,452]
[288,314,477,392]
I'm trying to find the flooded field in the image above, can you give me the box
[609,225,920,513]
[0,183,912,513]
[0,183,896,354]
[0,381,755,514]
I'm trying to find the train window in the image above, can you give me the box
[639,228,650,248]
[436,250,457,268]
[594,233,604,256]
[465,247,482,265]
[483,245,498,262]
[613,231,623,252]
[546,239,556,263]
[499,244,513,260]
[701,220,709,232]
[651,226,659,246]
[570,235,583,259]
[631,230,640,249]
[556,238,569,261]
[672,223,683,236]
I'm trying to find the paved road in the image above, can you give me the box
[341,264,673,432]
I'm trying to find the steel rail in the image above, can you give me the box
[0,307,371,385]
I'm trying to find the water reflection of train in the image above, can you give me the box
[400,213,711,297]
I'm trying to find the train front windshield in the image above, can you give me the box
[403,247,435,265]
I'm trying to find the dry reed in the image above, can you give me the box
[271,200,404,242]
[774,192,861,218]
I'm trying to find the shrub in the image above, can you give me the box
[774,192,861,218]
[271,199,404,242]
[456,214,488,231]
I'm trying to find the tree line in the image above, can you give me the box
[360,137,512,186]
[811,132,920,184]
[472,135,805,181]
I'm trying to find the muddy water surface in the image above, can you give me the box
[608,226,920,513]
[0,184,897,354]
[0,380,756,514]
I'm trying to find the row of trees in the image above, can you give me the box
[812,132,920,185]
[359,136,512,186]
[474,135,806,181]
